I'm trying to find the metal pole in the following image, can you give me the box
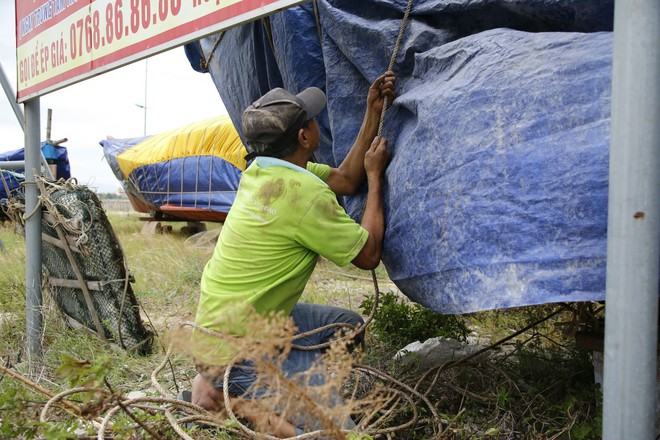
[0,161,31,170]
[603,0,660,439]
[40,151,55,180]
[0,63,24,127]
[24,98,43,363]
[46,109,52,142]
[1,157,53,181]
[143,59,148,136]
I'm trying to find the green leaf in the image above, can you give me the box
[485,427,500,436]
[347,433,374,440]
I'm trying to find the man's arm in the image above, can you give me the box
[326,71,396,196]
[352,136,390,270]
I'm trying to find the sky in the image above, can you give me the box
[0,1,228,193]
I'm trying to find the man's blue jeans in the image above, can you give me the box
[219,303,364,433]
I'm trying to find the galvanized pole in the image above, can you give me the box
[143,59,148,136]
[603,0,660,439]
[24,98,43,363]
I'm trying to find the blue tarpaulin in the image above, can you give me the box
[186,0,614,313]
[0,143,71,201]
[99,116,247,220]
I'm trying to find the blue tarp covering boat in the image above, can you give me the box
[185,0,614,313]
[0,143,71,201]
[100,116,247,222]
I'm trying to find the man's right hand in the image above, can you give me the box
[352,136,390,270]
[365,136,391,180]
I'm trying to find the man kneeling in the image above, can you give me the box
[192,71,395,436]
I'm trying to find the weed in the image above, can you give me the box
[359,291,470,348]
[0,384,41,439]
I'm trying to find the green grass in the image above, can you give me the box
[0,224,28,361]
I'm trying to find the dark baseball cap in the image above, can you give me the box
[241,87,326,155]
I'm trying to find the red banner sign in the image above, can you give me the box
[15,0,306,102]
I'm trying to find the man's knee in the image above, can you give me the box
[329,308,365,348]
[342,308,364,328]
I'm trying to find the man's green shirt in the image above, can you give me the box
[195,157,368,341]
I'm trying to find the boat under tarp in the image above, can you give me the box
[184,0,615,314]
[100,115,247,222]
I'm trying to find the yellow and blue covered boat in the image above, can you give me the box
[100,115,246,222]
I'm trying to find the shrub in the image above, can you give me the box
[359,291,470,347]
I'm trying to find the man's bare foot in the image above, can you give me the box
[190,374,297,438]
[191,373,224,412]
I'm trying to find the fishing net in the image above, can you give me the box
[8,178,153,355]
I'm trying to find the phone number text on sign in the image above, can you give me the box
[69,0,181,60]
[15,0,294,101]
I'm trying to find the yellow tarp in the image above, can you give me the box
[116,115,247,178]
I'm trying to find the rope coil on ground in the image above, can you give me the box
[1,303,572,439]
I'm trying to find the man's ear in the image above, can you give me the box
[298,128,308,147]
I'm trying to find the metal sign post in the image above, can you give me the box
[603,0,660,438]
[2,63,50,362]
[23,98,43,362]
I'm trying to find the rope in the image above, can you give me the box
[292,268,379,351]
[287,0,414,353]
[218,350,430,439]
[199,33,225,70]
[116,243,134,353]
[34,177,93,247]
[351,0,414,350]
[312,0,323,43]
[176,317,436,437]
[378,0,414,137]
[21,171,45,222]
[40,387,100,422]
[262,16,276,58]
[1,171,13,199]
[2,303,572,440]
